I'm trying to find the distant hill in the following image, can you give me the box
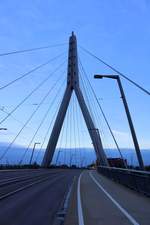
[0,142,150,166]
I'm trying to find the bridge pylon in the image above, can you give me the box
[42,32,109,167]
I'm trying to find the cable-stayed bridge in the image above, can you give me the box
[0,32,150,225]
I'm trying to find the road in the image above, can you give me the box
[65,170,150,225]
[0,168,81,225]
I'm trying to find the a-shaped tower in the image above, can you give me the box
[42,32,108,167]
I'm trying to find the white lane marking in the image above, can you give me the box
[64,176,76,210]
[77,172,85,225]
[89,171,140,225]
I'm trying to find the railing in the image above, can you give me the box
[97,166,150,197]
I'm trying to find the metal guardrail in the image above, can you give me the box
[97,166,150,197]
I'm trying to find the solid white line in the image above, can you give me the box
[64,176,76,210]
[89,171,140,225]
[77,172,85,225]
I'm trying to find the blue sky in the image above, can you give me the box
[0,0,150,160]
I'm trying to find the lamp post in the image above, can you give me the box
[29,142,41,165]
[0,128,7,131]
[55,150,62,166]
[94,74,144,170]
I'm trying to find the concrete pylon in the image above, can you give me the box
[42,32,109,167]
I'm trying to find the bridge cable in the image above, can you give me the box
[79,71,96,125]
[69,99,72,166]
[80,46,150,96]
[68,102,72,167]
[34,96,63,163]
[19,78,65,164]
[73,93,77,165]
[54,86,68,166]
[79,60,128,168]
[0,52,65,90]
[75,95,81,167]
[0,107,34,131]
[0,60,66,125]
[80,65,114,163]
[27,78,66,157]
[0,43,66,57]
[34,92,64,164]
[56,115,66,166]
[80,69,105,138]
[79,59,111,150]
[23,78,65,164]
[70,96,74,166]
[80,64,100,164]
[79,60,113,151]
[75,95,80,166]
[79,109,88,167]
[64,106,69,165]
[0,72,64,161]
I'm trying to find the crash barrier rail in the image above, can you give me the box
[97,166,150,197]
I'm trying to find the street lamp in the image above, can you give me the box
[94,74,144,170]
[0,128,7,131]
[29,142,41,165]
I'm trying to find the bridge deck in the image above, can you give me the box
[0,169,81,225]
[65,170,150,225]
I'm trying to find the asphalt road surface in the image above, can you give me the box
[80,171,150,225]
[0,169,81,225]
[65,170,150,225]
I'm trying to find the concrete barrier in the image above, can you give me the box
[97,166,150,197]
